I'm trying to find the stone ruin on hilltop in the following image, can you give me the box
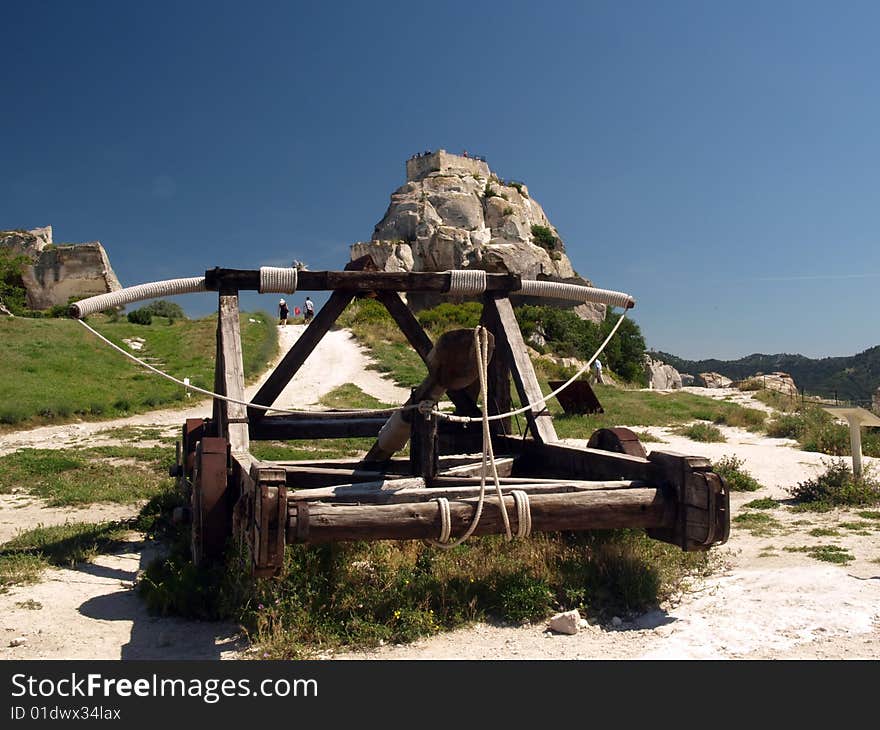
[350,149,605,321]
[0,226,121,311]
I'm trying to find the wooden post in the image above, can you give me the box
[409,410,439,483]
[480,295,512,436]
[215,292,250,454]
[484,296,557,444]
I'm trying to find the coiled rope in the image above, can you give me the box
[70,277,207,319]
[517,279,634,309]
[259,267,298,294]
[448,269,487,295]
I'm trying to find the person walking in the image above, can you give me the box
[303,296,314,324]
[278,298,289,326]
[593,358,604,385]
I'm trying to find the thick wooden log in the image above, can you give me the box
[287,487,672,543]
[279,465,389,488]
[286,477,644,504]
[485,296,558,443]
[480,297,512,435]
[498,435,653,482]
[205,268,521,293]
[250,415,387,440]
[439,456,515,478]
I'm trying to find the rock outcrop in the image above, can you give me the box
[350,150,605,322]
[697,372,733,389]
[739,372,798,397]
[873,387,880,416]
[0,227,121,310]
[680,373,695,387]
[644,355,682,390]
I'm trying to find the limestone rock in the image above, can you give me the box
[697,372,733,389]
[1,227,121,310]
[350,150,605,322]
[680,373,695,387]
[548,609,582,635]
[644,355,682,390]
[739,372,798,397]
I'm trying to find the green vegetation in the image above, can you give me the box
[856,511,880,520]
[127,308,153,325]
[0,445,174,506]
[784,544,854,565]
[530,225,557,253]
[766,404,880,458]
[319,384,392,410]
[676,422,725,443]
[0,311,277,427]
[0,245,29,314]
[140,527,712,658]
[743,498,778,509]
[0,521,133,592]
[808,527,840,537]
[732,512,781,536]
[787,460,880,510]
[712,455,763,491]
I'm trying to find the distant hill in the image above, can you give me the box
[651,346,880,403]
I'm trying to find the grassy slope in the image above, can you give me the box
[0,312,277,428]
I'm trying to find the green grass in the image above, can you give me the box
[0,521,133,591]
[676,422,725,443]
[856,511,880,520]
[808,527,841,537]
[0,312,277,428]
[712,455,763,492]
[319,384,394,410]
[784,544,854,564]
[743,498,778,509]
[732,512,781,536]
[140,528,714,658]
[0,445,175,506]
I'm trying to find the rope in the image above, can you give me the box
[448,269,487,296]
[434,497,452,544]
[70,277,207,319]
[259,267,298,294]
[75,318,415,418]
[517,279,634,309]
[511,490,532,538]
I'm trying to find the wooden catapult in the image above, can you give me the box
[71,257,729,575]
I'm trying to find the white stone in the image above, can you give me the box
[548,609,582,635]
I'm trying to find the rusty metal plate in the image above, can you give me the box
[586,427,647,458]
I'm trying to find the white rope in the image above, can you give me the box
[259,267,298,294]
[75,318,415,418]
[437,308,628,424]
[427,326,512,548]
[70,277,207,319]
[511,490,532,538]
[448,269,487,295]
[517,279,634,309]
[434,497,452,544]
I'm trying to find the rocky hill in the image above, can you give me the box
[652,347,880,403]
[351,149,604,322]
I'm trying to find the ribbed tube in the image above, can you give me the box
[518,279,635,309]
[259,267,298,294]
[447,269,487,295]
[69,277,207,319]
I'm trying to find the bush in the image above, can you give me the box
[712,455,762,491]
[143,300,186,321]
[531,225,557,252]
[678,422,725,442]
[127,308,153,325]
[416,302,482,333]
[787,460,880,508]
[0,246,29,314]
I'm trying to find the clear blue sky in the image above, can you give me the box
[3,0,878,360]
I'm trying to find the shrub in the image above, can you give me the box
[712,455,762,491]
[678,422,725,443]
[416,302,482,333]
[531,225,557,252]
[127,308,153,325]
[502,206,514,216]
[484,183,498,199]
[0,246,29,314]
[787,460,880,509]
[143,300,186,321]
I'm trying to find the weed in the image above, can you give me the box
[15,599,42,610]
[808,527,841,537]
[787,460,880,509]
[784,544,854,564]
[677,423,725,443]
[712,455,763,491]
[732,512,781,536]
[743,498,778,509]
[856,511,880,520]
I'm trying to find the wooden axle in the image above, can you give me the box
[286,487,672,544]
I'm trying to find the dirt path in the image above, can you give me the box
[3,365,879,659]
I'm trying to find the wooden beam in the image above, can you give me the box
[204,268,521,294]
[248,289,354,422]
[484,296,558,443]
[216,293,250,454]
[480,296,512,435]
[287,487,671,543]
[250,414,387,440]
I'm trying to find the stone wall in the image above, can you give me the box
[406,150,490,182]
[23,243,122,310]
